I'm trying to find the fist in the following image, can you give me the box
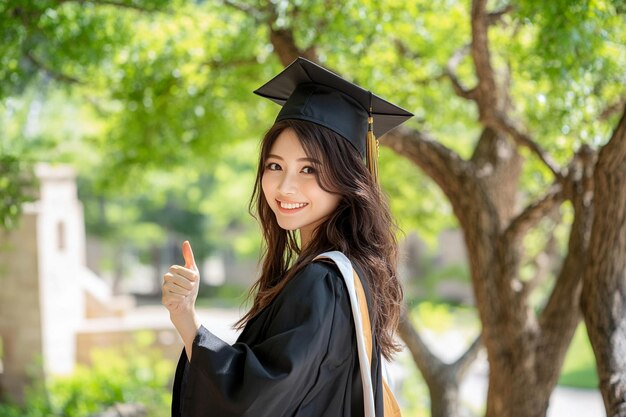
[162,240,200,317]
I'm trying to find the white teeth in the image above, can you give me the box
[280,201,307,209]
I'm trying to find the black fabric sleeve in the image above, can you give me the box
[172,263,343,417]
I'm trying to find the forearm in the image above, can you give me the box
[171,311,201,361]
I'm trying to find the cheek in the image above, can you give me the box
[326,194,341,213]
[311,186,340,212]
[261,175,272,201]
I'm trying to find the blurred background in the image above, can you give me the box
[1,0,624,416]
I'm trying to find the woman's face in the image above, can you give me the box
[261,128,341,245]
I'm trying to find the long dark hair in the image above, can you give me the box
[236,119,402,360]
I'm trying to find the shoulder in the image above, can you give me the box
[266,261,347,329]
[302,259,342,278]
[282,260,345,296]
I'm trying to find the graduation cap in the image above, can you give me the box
[254,57,413,183]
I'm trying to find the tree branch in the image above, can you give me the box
[264,2,317,66]
[381,126,471,200]
[61,0,161,12]
[535,143,597,387]
[394,38,422,61]
[487,4,514,26]
[220,0,264,21]
[392,39,450,88]
[445,45,477,100]
[502,184,563,245]
[269,28,317,66]
[495,114,564,180]
[382,125,501,258]
[24,51,83,84]
[561,144,595,203]
[87,0,154,11]
[597,98,626,167]
[201,57,258,70]
[307,0,334,48]
[397,311,444,377]
[467,0,564,181]
[451,334,483,379]
[599,98,626,122]
[522,228,559,297]
[470,0,499,116]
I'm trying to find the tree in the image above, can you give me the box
[379,1,624,415]
[380,1,624,415]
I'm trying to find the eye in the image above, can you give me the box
[266,162,281,171]
[301,166,316,174]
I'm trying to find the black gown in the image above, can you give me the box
[171,260,384,417]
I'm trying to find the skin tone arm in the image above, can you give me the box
[162,241,201,361]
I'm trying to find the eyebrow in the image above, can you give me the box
[267,154,321,164]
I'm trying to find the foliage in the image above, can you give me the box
[0,0,172,96]
[2,0,622,251]
[380,147,458,246]
[0,154,35,230]
[399,351,431,417]
[410,301,480,337]
[0,332,173,417]
[559,323,599,389]
[411,260,471,302]
[196,139,263,259]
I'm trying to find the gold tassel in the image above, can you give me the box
[366,111,379,185]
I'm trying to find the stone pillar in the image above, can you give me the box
[0,211,44,403]
[35,164,85,376]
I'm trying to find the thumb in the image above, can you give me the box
[182,240,197,270]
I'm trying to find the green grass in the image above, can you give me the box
[558,323,598,389]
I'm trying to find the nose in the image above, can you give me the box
[278,171,298,195]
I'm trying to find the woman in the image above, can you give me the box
[162,57,413,417]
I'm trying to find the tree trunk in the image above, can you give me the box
[382,125,586,417]
[398,313,482,417]
[482,149,592,417]
[581,108,626,417]
[430,381,462,417]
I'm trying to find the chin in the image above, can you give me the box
[275,218,300,231]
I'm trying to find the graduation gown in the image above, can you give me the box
[171,261,384,417]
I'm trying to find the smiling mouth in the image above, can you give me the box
[277,200,309,212]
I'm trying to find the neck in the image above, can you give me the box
[299,228,311,251]
[299,218,328,251]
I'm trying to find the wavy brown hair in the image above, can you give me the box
[236,119,403,360]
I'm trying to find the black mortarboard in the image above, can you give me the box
[253,57,413,158]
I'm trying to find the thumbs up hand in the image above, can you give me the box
[162,240,200,318]
[163,241,202,359]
